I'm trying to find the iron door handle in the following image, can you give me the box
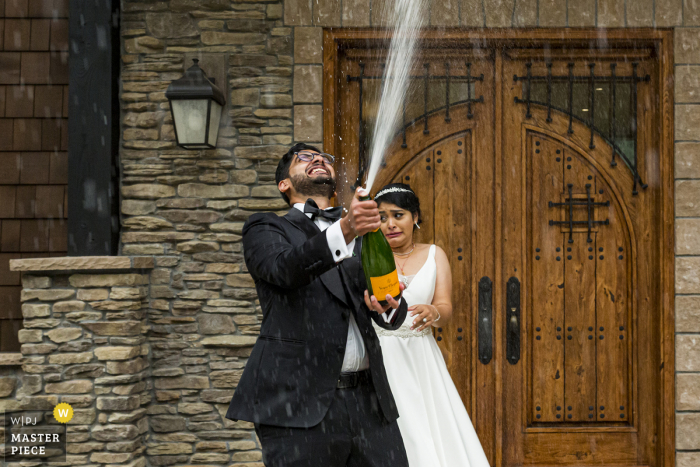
[506,277,520,365]
[478,276,492,364]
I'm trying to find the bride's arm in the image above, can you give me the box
[408,245,453,332]
[430,245,453,324]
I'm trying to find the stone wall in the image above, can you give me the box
[118,1,289,464]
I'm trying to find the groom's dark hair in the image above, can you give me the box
[275,143,322,205]
[375,183,422,230]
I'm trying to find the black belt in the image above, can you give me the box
[337,369,370,389]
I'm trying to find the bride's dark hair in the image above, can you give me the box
[374,183,422,230]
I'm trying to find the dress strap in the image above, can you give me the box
[429,244,437,260]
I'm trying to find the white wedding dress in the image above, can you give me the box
[373,245,490,467]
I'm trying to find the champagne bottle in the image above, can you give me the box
[360,194,401,307]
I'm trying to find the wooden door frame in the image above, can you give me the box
[323,28,675,467]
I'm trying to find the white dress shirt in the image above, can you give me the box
[293,203,396,372]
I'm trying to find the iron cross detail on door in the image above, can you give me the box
[548,184,610,243]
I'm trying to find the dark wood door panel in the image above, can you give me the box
[503,52,663,466]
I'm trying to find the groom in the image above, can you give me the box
[226,143,410,466]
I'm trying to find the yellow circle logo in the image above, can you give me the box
[53,403,73,423]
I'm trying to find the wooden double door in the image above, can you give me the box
[329,32,673,467]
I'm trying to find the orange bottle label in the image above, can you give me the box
[370,271,400,299]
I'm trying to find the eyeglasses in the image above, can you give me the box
[295,150,336,164]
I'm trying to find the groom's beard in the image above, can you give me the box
[290,174,337,200]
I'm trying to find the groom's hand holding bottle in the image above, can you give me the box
[339,187,380,242]
[337,187,404,315]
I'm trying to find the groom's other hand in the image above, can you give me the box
[340,187,381,244]
[364,282,405,314]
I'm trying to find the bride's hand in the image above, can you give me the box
[409,304,439,331]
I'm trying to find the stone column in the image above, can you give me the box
[4,257,153,467]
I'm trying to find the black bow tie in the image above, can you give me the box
[303,199,342,222]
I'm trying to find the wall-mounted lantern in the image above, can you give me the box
[165,59,226,149]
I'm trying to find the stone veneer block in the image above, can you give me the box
[677,413,700,449]
[231,88,259,107]
[676,141,700,180]
[677,373,700,410]
[0,353,22,366]
[122,200,157,216]
[53,300,86,313]
[146,12,197,38]
[675,28,700,63]
[656,0,683,27]
[284,0,312,25]
[430,0,460,26]
[200,31,266,46]
[154,375,211,389]
[677,295,700,332]
[342,0,370,26]
[94,346,141,361]
[313,0,341,26]
[268,4,284,20]
[596,0,625,27]
[675,105,700,140]
[122,183,176,199]
[82,321,142,337]
[677,180,700,216]
[21,289,75,301]
[676,219,700,254]
[686,0,700,26]
[201,336,258,347]
[91,424,140,441]
[233,144,288,160]
[294,27,323,64]
[22,276,51,288]
[626,0,654,26]
[44,380,93,394]
[461,0,486,26]
[677,257,700,293]
[294,105,323,142]
[9,256,154,272]
[22,304,50,318]
[676,335,700,371]
[675,65,700,103]
[0,377,16,397]
[538,0,567,27]
[46,328,82,343]
[293,65,322,103]
[177,184,249,199]
[511,0,536,26]
[678,452,700,467]
[483,0,513,27]
[69,274,147,288]
[567,0,596,26]
[370,0,394,26]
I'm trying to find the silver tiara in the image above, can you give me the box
[375,187,414,199]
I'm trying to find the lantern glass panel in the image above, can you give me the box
[207,101,222,146]
[171,99,209,146]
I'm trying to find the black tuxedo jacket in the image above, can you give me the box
[225,207,408,428]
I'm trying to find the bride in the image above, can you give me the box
[372,183,490,467]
